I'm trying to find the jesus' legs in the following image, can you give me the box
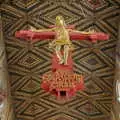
[55,45,64,64]
[63,45,69,65]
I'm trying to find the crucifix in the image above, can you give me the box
[15,16,109,99]
[16,16,109,66]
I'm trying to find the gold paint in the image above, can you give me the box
[31,15,96,65]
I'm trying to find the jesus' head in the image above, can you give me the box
[55,16,66,27]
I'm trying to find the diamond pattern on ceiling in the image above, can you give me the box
[76,101,104,117]
[1,0,119,120]
[18,52,46,69]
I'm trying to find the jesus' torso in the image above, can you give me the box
[54,27,71,45]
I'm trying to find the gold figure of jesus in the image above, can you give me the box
[31,16,92,65]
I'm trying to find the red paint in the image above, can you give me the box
[41,53,84,99]
[15,30,109,43]
[41,69,84,99]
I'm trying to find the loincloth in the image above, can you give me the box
[49,39,73,49]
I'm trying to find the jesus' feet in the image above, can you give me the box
[59,59,64,64]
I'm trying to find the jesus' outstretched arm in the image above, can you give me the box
[30,26,55,32]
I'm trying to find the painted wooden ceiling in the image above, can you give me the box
[0,0,120,120]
